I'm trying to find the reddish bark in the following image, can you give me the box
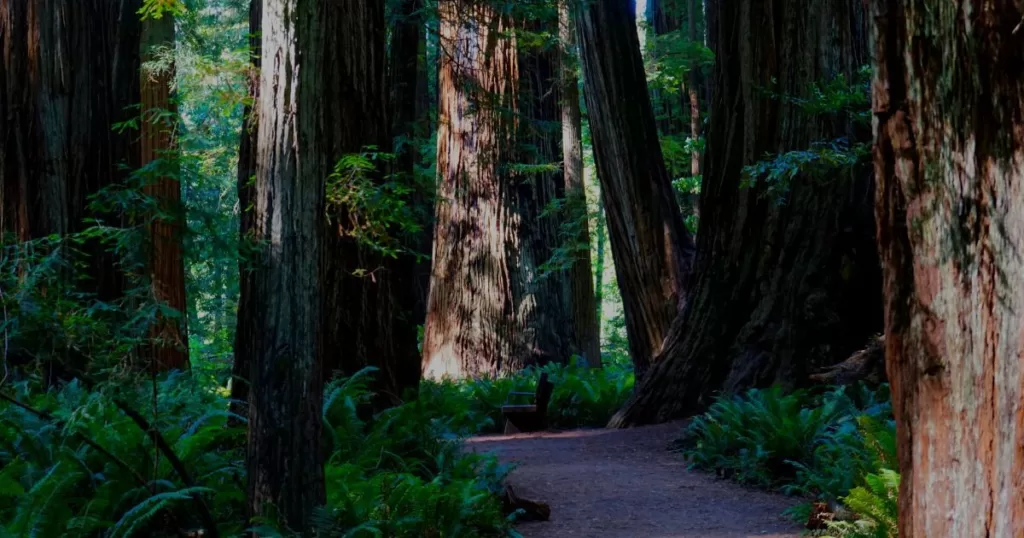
[873,0,1024,534]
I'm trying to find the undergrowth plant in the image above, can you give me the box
[0,368,521,538]
[677,384,898,531]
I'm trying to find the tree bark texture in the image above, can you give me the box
[244,0,327,529]
[0,0,141,301]
[574,0,695,379]
[231,0,261,418]
[320,0,421,406]
[141,13,189,371]
[560,0,600,367]
[423,1,574,378]
[873,0,1024,535]
[610,0,880,426]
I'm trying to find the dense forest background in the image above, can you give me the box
[2,0,1023,536]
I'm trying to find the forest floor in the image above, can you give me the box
[465,422,802,538]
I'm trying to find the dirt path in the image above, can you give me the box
[465,422,802,538]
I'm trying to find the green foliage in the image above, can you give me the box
[326,150,431,265]
[825,469,899,538]
[679,385,893,497]
[741,138,869,204]
[742,67,872,203]
[679,385,900,533]
[0,369,521,537]
[418,358,635,435]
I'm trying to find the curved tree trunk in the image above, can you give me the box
[140,13,189,371]
[244,0,327,529]
[574,0,695,379]
[320,0,421,406]
[560,0,601,367]
[873,0,1024,534]
[423,2,573,378]
[610,0,880,426]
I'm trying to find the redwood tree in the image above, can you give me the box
[423,2,574,378]
[320,0,421,405]
[243,0,327,528]
[140,12,189,371]
[873,0,1024,534]
[610,0,880,426]
[574,0,695,378]
[231,0,261,415]
[560,0,601,366]
[0,0,140,301]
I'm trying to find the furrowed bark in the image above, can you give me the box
[244,0,327,529]
[610,0,880,426]
[573,0,695,378]
[423,1,573,378]
[873,0,1024,534]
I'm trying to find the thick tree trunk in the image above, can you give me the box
[873,0,1024,534]
[141,13,189,371]
[244,0,326,530]
[231,0,261,418]
[423,1,573,378]
[610,0,880,426]
[560,1,600,367]
[320,0,421,406]
[573,0,695,378]
[0,0,140,302]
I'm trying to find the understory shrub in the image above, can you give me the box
[677,384,899,536]
[418,357,635,434]
[0,369,518,538]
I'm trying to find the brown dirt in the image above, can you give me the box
[465,422,803,538]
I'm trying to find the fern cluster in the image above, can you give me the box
[678,384,899,534]
[0,368,521,538]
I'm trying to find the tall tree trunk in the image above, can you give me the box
[610,0,880,426]
[320,0,421,406]
[873,0,1024,534]
[231,0,261,418]
[140,13,189,371]
[389,0,432,327]
[423,1,573,378]
[686,0,701,178]
[0,0,140,300]
[1,0,140,382]
[560,0,600,367]
[594,196,606,341]
[573,0,695,379]
[244,0,326,529]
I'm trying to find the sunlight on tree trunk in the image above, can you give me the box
[873,0,1024,534]
[244,0,326,529]
[423,1,573,379]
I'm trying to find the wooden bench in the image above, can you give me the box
[501,372,554,434]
